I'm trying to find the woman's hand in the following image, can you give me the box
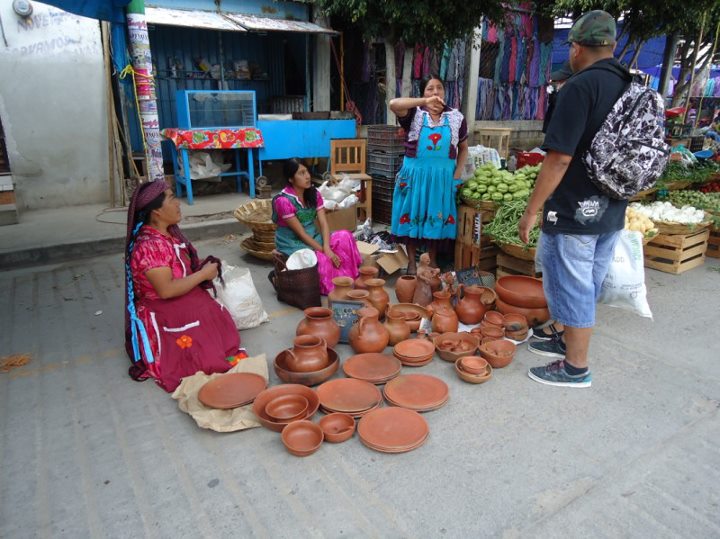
[201,261,219,281]
[325,248,341,268]
[424,95,445,115]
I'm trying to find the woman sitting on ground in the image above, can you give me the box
[124,181,245,392]
[272,158,362,295]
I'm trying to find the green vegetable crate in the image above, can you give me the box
[644,228,710,274]
[454,204,498,272]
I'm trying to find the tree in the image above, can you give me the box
[314,0,504,122]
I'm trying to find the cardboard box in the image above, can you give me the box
[325,205,357,232]
[356,240,380,269]
[356,241,409,274]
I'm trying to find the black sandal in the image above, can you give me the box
[533,323,564,341]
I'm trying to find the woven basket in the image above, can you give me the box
[241,237,274,261]
[654,220,710,235]
[497,242,537,261]
[253,229,277,243]
[629,188,657,202]
[234,199,277,232]
[664,181,692,191]
[270,252,321,310]
[460,195,499,211]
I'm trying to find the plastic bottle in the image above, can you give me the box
[507,155,517,172]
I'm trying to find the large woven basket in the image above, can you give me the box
[234,199,277,232]
[241,237,274,261]
[498,242,537,261]
[654,220,710,235]
[460,195,498,211]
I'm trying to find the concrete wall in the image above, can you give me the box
[0,2,108,209]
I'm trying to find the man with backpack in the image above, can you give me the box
[518,10,661,388]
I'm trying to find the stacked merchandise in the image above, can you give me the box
[367,125,406,224]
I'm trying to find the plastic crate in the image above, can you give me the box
[368,151,404,176]
[367,125,406,153]
[372,200,393,225]
[516,151,545,169]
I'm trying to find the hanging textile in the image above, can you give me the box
[500,30,512,83]
[422,46,431,79]
[494,31,505,84]
[508,34,518,84]
[413,43,424,79]
[439,43,452,80]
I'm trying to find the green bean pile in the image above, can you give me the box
[483,199,540,248]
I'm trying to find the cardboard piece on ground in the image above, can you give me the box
[376,245,409,274]
[356,240,381,268]
[325,205,357,232]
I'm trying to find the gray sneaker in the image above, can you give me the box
[528,360,592,388]
[527,335,566,358]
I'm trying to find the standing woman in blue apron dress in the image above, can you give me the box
[390,76,469,275]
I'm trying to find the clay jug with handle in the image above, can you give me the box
[296,307,341,348]
[430,290,455,315]
[431,309,459,334]
[384,310,411,346]
[285,335,329,372]
[348,306,389,353]
[455,285,497,325]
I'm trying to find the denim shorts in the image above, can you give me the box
[538,231,621,328]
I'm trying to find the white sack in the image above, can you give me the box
[214,263,269,329]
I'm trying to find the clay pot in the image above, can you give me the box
[296,307,341,348]
[354,266,379,290]
[348,306,390,353]
[495,297,550,327]
[346,289,372,307]
[395,275,417,303]
[365,278,390,317]
[384,310,411,346]
[328,276,354,305]
[495,276,547,309]
[430,290,455,315]
[285,335,329,373]
[455,285,497,325]
[432,309,459,334]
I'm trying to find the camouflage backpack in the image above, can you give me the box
[584,82,670,199]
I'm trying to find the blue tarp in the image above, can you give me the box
[39,0,131,23]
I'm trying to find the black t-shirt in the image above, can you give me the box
[541,58,632,235]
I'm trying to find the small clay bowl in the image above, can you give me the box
[483,311,505,327]
[281,420,324,457]
[479,339,517,369]
[460,356,489,375]
[264,394,309,422]
[495,276,547,309]
[505,328,529,341]
[454,358,493,384]
[503,313,528,332]
[252,384,321,432]
[318,413,356,443]
[481,325,505,340]
[432,332,480,362]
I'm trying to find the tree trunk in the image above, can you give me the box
[672,39,694,108]
[659,31,679,98]
[617,37,635,62]
[401,42,413,98]
[628,41,645,69]
[384,37,396,125]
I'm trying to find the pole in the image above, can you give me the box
[126,0,164,183]
[682,12,707,126]
[693,21,720,130]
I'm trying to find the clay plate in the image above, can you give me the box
[274,348,339,386]
[342,353,402,383]
[252,384,320,432]
[383,374,449,412]
[393,338,435,359]
[198,372,268,410]
[281,420,324,457]
[360,431,429,453]
[316,378,383,414]
[357,407,429,452]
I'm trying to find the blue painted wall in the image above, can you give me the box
[147,0,309,20]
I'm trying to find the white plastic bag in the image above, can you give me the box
[598,230,652,318]
[213,263,269,330]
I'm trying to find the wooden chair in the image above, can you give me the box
[329,138,373,222]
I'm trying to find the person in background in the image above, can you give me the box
[272,158,362,295]
[519,10,630,388]
[125,181,245,392]
[389,75,469,275]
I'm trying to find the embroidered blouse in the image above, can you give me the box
[131,226,192,301]
[272,186,326,227]
[398,105,468,159]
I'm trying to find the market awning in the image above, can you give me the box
[144,7,246,32]
[144,6,337,35]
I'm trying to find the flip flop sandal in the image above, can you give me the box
[532,323,564,341]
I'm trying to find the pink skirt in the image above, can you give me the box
[315,230,363,295]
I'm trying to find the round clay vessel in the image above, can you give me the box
[346,289,372,307]
[252,384,320,432]
[455,285,497,325]
[285,335,329,373]
[495,297,550,327]
[395,275,417,303]
[495,276,547,309]
[384,310,411,346]
[432,332,480,362]
[328,276,353,305]
[431,309,459,334]
[348,306,390,353]
[264,394,309,422]
[479,339,516,368]
[483,310,505,327]
[460,356,489,375]
[274,348,339,386]
[354,266,379,290]
[365,278,390,317]
[481,324,504,340]
[430,290,455,315]
[296,307,341,348]
[318,413,356,443]
[502,313,528,332]
[281,420,324,457]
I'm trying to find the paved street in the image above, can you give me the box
[1,237,719,538]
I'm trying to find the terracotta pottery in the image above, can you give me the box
[394,338,436,359]
[296,307,341,348]
[455,285,497,325]
[342,353,402,384]
[495,276,547,309]
[384,310,411,346]
[432,309,459,334]
[197,373,268,410]
[454,357,493,384]
[328,276,354,305]
[430,290,455,315]
[412,278,434,307]
[433,332,480,362]
[459,356,489,375]
[495,297,551,327]
[506,328,530,341]
[383,373,449,412]
[395,275,417,303]
[264,394,309,422]
[346,289,372,308]
[388,304,430,332]
[502,313,528,332]
[354,266,379,290]
[480,324,504,340]
[318,413,356,443]
[316,378,383,414]
[281,420,324,457]
[252,384,320,432]
[286,335,329,373]
[348,306,390,353]
[478,339,517,369]
[483,310,505,327]
[357,407,429,453]
[273,348,339,386]
[365,278,390,317]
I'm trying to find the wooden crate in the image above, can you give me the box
[496,253,542,278]
[706,226,720,259]
[644,229,709,274]
[455,204,497,270]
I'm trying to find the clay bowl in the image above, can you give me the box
[478,339,517,369]
[281,420,324,457]
[264,394,309,422]
[481,324,505,340]
[273,348,339,386]
[318,413,356,443]
[483,310,505,327]
[388,304,430,332]
[495,276,547,309]
[432,332,480,362]
[495,297,551,327]
[505,328,529,341]
[394,338,435,359]
[503,313,529,332]
[460,355,489,375]
[252,385,320,432]
[454,357,493,384]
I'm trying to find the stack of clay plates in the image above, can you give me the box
[342,353,402,384]
[316,378,383,418]
[382,374,449,412]
[357,407,429,453]
[392,338,435,367]
[198,372,268,409]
